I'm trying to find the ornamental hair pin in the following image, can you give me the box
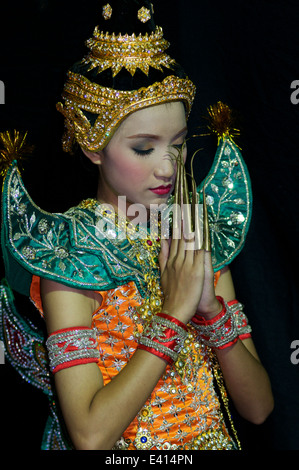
[102,3,112,20]
[0,130,34,177]
[138,6,151,23]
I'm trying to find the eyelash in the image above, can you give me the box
[132,148,154,157]
[132,142,185,157]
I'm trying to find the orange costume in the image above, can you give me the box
[92,280,238,450]
[29,266,241,450]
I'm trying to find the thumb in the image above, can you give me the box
[203,250,215,282]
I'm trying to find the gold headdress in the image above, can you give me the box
[57,1,196,153]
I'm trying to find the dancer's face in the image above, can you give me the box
[84,101,187,212]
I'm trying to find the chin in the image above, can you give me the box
[151,194,172,204]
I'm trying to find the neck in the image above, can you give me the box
[96,187,150,223]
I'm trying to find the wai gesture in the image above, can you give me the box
[159,190,222,326]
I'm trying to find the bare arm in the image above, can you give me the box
[212,265,274,424]
[160,244,274,425]
[41,279,168,450]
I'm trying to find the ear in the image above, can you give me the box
[81,149,103,165]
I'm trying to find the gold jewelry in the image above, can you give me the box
[202,188,211,251]
[0,130,34,177]
[102,3,112,20]
[206,101,240,145]
[138,6,151,23]
[57,4,196,153]
[82,26,175,77]
[57,73,195,152]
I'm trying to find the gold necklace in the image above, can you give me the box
[79,198,195,380]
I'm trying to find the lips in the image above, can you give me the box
[149,184,172,195]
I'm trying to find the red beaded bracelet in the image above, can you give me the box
[227,299,252,341]
[46,326,100,374]
[138,312,188,365]
[191,296,239,349]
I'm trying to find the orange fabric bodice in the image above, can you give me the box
[31,272,236,450]
[92,280,234,450]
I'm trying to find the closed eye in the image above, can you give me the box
[132,148,154,157]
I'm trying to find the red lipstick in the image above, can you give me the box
[150,184,172,195]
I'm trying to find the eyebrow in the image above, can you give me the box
[126,126,188,141]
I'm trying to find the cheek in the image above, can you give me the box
[119,161,146,181]
[108,154,150,186]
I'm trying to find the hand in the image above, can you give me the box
[158,234,205,325]
[158,200,222,324]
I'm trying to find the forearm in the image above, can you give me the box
[207,267,274,423]
[56,348,167,450]
[215,339,274,424]
[76,314,188,449]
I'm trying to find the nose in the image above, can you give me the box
[154,154,175,180]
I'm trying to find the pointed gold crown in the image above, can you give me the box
[82,25,175,77]
[57,2,196,153]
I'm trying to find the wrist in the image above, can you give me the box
[138,312,188,364]
[195,296,224,321]
[161,301,191,325]
[191,297,239,350]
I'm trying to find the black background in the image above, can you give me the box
[0,0,298,453]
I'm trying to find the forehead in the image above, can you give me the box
[115,101,187,137]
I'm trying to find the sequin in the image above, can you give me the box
[22,246,36,259]
[54,246,69,259]
[38,218,50,234]
[93,282,238,450]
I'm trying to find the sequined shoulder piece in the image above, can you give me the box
[0,279,74,449]
[1,162,146,296]
[198,137,252,271]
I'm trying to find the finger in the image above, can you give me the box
[183,230,196,258]
[182,198,204,254]
[186,240,204,267]
[158,238,169,274]
[168,215,183,262]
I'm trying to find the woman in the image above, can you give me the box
[0,0,273,450]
